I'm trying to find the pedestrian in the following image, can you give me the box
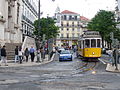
[14,46,19,63]
[0,45,1,60]
[29,46,35,62]
[18,46,23,64]
[24,48,29,62]
[0,45,8,66]
[40,47,45,60]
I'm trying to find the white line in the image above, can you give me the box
[98,58,107,64]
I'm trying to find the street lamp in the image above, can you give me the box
[36,0,55,62]
[36,0,41,63]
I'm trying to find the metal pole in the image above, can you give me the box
[36,0,41,62]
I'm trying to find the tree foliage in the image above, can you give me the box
[33,17,59,40]
[87,10,120,44]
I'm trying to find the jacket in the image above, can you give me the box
[1,48,6,57]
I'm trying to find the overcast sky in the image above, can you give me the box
[40,0,116,19]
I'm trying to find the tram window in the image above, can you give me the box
[97,39,100,47]
[85,39,90,48]
[91,39,96,47]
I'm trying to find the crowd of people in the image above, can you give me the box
[0,45,44,66]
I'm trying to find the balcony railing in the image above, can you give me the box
[60,25,82,28]
[22,15,33,25]
[57,37,79,40]
[23,0,38,16]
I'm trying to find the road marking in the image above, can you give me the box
[98,58,107,64]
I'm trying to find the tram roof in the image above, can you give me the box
[83,31,101,38]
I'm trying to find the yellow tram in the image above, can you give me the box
[77,31,102,60]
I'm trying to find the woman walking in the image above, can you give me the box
[18,46,23,64]
[24,48,29,62]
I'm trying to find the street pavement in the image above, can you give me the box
[0,52,120,89]
[0,54,55,67]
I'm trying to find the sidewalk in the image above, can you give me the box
[106,63,120,72]
[0,54,55,67]
[100,54,120,72]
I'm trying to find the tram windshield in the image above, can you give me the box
[85,39,90,48]
[91,39,96,47]
[97,39,100,47]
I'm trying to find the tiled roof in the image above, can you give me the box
[61,10,78,14]
[80,16,89,21]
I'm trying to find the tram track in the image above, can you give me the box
[75,60,97,74]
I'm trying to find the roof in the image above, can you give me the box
[61,10,78,14]
[80,16,89,21]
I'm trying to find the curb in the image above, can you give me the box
[106,63,120,73]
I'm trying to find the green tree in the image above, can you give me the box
[87,10,120,47]
[33,17,59,40]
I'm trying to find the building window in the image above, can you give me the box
[67,33,69,38]
[67,22,69,26]
[61,21,63,26]
[69,15,72,20]
[61,28,63,31]
[64,15,67,20]
[75,16,77,20]
[72,28,74,31]
[77,21,80,27]
[77,33,79,37]
[61,34,63,37]
[72,33,74,37]
[72,22,74,26]
[67,28,69,31]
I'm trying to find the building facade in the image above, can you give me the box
[55,8,89,47]
[21,0,38,41]
[0,0,22,46]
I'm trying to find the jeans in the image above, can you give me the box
[15,55,19,63]
[0,56,7,65]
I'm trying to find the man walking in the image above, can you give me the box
[0,45,8,66]
[29,46,35,62]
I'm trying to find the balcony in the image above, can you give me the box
[57,37,79,40]
[60,25,81,28]
[22,15,33,25]
[23,0,38,16]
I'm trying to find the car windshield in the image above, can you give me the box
[60,50,70,54]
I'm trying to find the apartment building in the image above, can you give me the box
[55,7,89,47]
[21,0,38,41]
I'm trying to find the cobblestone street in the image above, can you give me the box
[0,54,120,90]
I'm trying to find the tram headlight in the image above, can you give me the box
[92,52,95,55]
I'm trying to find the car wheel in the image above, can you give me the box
[71,56,73,61]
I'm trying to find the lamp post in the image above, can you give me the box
[36,0,41,63]
[36,0,55,62]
